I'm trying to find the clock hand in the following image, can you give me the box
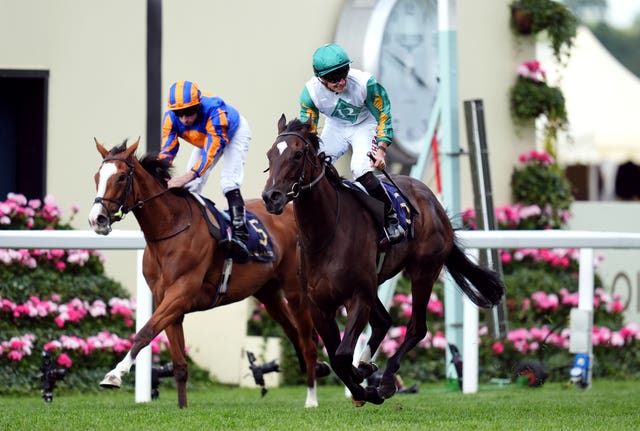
[411,71,427,87]
[386,49,409,69]
[385,49,427,88]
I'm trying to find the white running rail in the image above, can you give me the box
[3,229,640,398]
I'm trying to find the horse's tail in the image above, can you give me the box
[444,240,505,309]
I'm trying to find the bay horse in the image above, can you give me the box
[88,138,328,408]
[262,115,505,406]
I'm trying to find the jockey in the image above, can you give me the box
[299,43,405,245]
[159,80,251,259]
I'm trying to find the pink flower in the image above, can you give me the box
[609,301,624,314]
[7,350,23,361]
[57,353,73,368]
[44,341,62,351]
[492,342,504,355]
[54,316,65,328]
[432,331,448,349]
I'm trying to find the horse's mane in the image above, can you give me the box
[284,118,344,187]
[108,140,180,192]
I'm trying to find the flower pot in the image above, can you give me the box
[511,5,534,35]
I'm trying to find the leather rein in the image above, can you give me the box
[93,156,192,242]
[275,131,340,254]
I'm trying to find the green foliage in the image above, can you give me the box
[510,76,567,125]
[510,0,578,62]
[509,59,568,153]
[0,193,213,395]
[510,156,573,228]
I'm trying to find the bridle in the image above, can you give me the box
[93,156,190,241]
[276,131,326,200]
[275,131,340,254]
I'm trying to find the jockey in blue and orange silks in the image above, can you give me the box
[159,80,251,259]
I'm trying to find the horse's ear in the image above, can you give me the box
[278,114,287,133]
[303,117,313,131]
[94,138,109,158]
[123,137,139,159]
[130,137,140,153]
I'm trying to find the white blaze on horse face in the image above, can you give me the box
[88,162,117,227]
[276,140,288,155]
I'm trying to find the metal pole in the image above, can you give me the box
[438,0,463,381]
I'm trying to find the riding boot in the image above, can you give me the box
[225,190,250,260]
[358,172,406,245]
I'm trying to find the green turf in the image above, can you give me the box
[1,380,638,431]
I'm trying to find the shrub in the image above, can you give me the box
[0,193,211,396]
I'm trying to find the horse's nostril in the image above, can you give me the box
[97,214,108,226]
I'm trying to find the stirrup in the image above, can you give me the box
[381,221,405,247]
[225,237,249,260]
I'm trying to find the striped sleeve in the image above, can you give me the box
[299,86,320,134]
[364,76,393,145]
[191,109,227,176]
[159,112,180,162]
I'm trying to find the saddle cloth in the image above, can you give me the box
[196,194,276,264]
[341,180,413,243]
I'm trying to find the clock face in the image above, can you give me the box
[378,0,438,157]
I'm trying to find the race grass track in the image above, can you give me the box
[2,379,638,431]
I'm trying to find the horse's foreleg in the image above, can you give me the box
[100,351,134,388]
[100,322,158,389]
[354,297,392,383]
[164,321,188,409]
[336,296,385,406]
[378,274,435,400]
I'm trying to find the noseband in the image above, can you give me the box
[276,131,326,200]
[275,130,340,254]
[93,156,170,223]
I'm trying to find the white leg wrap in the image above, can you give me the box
[359,346,372,364]
[305,381,318,408]
[114,352,134,376]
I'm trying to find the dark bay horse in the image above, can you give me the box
[262,115,505,406]
[88,138,327,408]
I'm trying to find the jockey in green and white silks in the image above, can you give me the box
[300,68,393,177]
[299,43,405,245]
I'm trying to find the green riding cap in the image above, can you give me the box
[312,43,353,77]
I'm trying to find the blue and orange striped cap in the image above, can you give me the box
[168,80,201,110]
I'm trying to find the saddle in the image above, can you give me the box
[190,193,275,264]
[340,180,414,245]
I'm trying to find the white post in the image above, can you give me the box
[462,248,479,394]
[578,248,594,311]
[135,249,152,403]
[577,248,594,386]
[462,294,479,394]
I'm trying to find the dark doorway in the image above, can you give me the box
[0,70,48,200]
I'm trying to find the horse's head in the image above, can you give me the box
[88,138,139,235]
[262,114,323,214]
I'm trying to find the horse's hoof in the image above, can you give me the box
[305,400,319,408]
[316,361,331,378]
[358,361,378,379]
[352,361,378,384]
[99,374,122,389]
[351,398,366,407]
[377,382,397,399]
[364,385,385,405]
